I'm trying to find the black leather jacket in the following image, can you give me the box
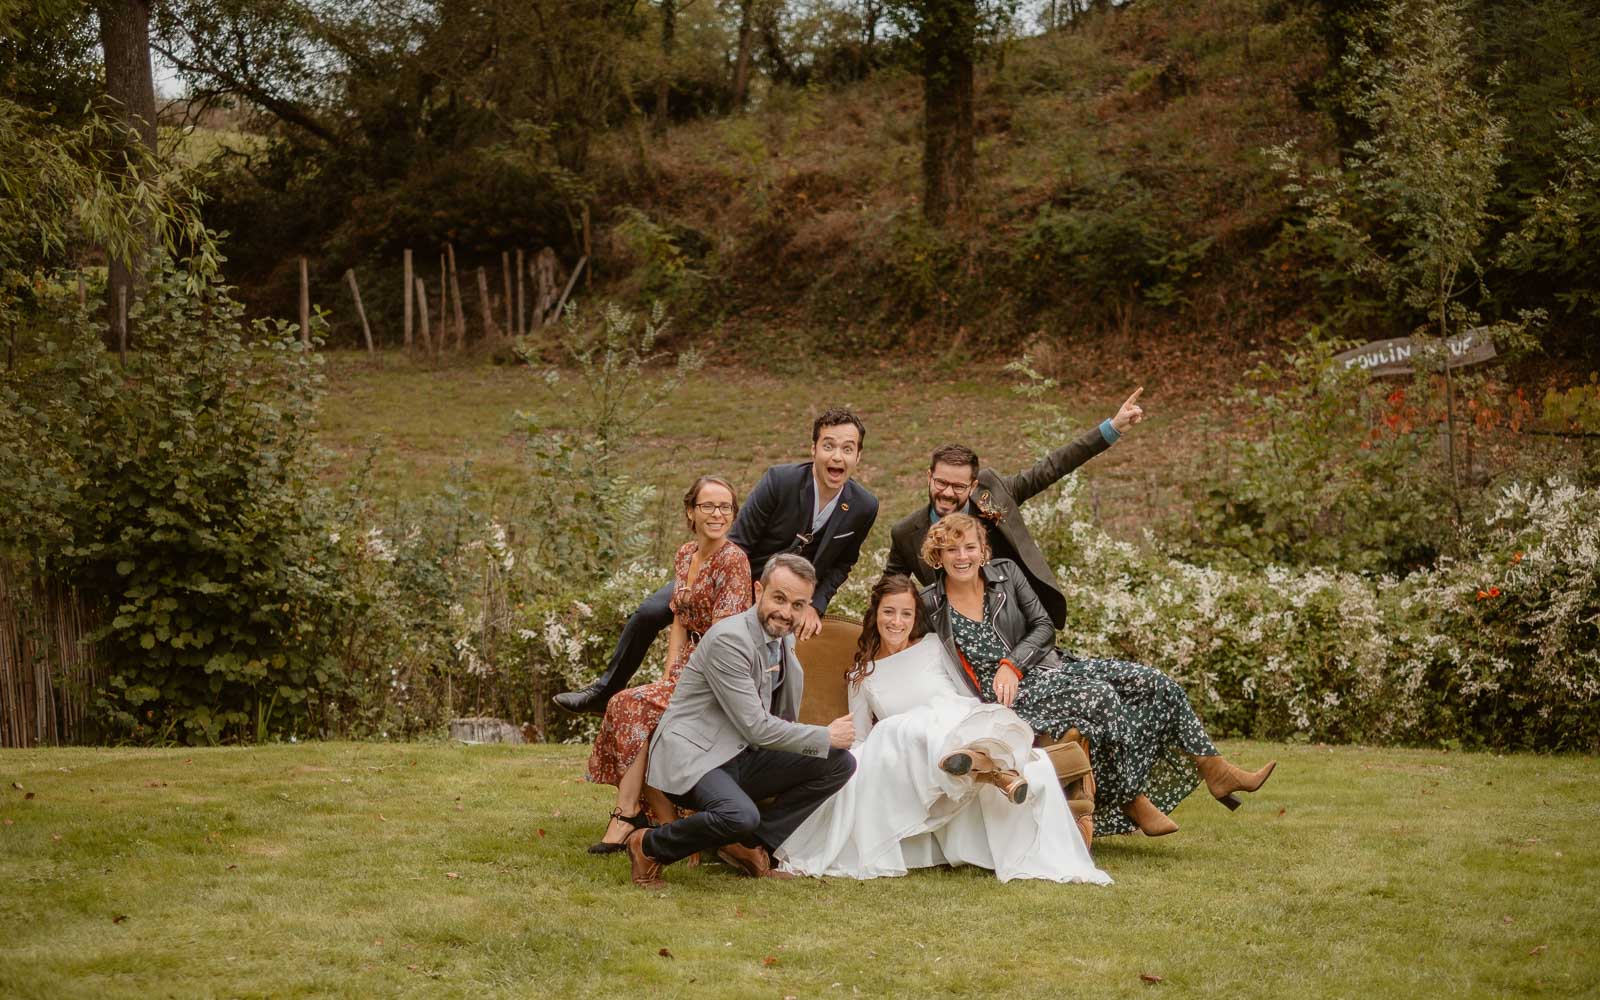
[919,558,1061,697]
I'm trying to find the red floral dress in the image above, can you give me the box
[585,540,752,786]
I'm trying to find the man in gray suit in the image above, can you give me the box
[625,553,856,889]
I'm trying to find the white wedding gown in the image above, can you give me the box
[776,636,1111,884]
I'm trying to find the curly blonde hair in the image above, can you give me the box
[919,511,990,570]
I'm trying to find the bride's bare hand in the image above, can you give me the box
[993,664,1020,707]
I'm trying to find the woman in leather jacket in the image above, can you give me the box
[918,512,1274,838]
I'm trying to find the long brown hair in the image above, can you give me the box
[848,574,928,687]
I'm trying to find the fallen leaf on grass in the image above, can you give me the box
[112,915,128,924]
[183,759,193,764]
[1502,915,1514,924]
[733,906,746,918]
[1140,973,1164,984]
[763,956,779,967]
[24,792,35,800]
[536,829,546,838]
[378,814,387,822]
[51,834,62,842]
[658,948,674,959]
[1529,945,1547,956]
[226,864,238,871]
[9,782,21,791]
[445,872,460,879]
[2,818,13,826]
[1277,808,1286,816]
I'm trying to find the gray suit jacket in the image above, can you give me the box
[646,606,832,795]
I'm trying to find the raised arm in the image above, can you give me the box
[1000,387,1146,505]
[699,631,832,757]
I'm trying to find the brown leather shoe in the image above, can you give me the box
[626,828,665,890]
[717,842,794,879]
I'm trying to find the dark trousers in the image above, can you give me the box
[643,746,856,866]
[593,581,675,692]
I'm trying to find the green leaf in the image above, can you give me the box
[139,633,156,650]
[116,560,135,576]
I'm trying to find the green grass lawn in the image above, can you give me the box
[2,741,1596,998]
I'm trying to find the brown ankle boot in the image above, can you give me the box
[971,767,1029,804]
[1124,794,1179,836]
[941,746,1028,804]
[1193,755,1277,810]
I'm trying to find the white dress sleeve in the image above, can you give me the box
[847,676,874,750]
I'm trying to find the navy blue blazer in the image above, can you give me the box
[728,462,879,614]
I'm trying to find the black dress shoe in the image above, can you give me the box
[552,681,614,715]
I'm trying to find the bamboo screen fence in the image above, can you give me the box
[0,561,101,748]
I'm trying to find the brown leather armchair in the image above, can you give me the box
[794,614,1097,849]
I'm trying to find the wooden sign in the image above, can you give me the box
[1334,328,1497,377]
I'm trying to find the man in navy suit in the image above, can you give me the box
[553,408,880,713]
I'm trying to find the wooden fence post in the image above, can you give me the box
[438,254,448,356]
[445,244,466,351]
[501,251,513,337]
[414,277,433,356]
[298,257,311,346]
[515,248,526,336]
[403,248,414,348]
[476,266,495,342]
[531,248,559,328]
[550,256,587,322]
[345,269,375,355]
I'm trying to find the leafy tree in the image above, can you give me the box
[1269,0,1540,505]
[884,0,1017,225]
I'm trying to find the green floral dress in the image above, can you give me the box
[949,595,1215,836]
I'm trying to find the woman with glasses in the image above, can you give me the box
[585,476,752,853]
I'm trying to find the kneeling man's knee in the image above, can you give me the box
[715,800,761,839]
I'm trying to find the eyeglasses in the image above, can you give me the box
[931,477,974,495]
[694,502,736,515]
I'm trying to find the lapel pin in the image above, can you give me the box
[841,502,849,511]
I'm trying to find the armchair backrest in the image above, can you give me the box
[794,614,862,726]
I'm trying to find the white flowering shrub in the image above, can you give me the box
[1030,475,1600,751]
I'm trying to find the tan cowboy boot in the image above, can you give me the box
[1124,794,1179,837]
[1192,755,1277,810]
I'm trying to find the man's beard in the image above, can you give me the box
[760,612,792,639]
[930,489,962,516]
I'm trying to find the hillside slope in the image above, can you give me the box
[588,0,1330,358]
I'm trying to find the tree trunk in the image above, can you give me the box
[732,0,756,111]
[96,0,158,351]
[654,0,677,136]
[919,0,978,226]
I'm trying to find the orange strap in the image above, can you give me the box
[957,651,1022,697]
[956,648,982,693]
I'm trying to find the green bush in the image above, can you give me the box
[1026,475,1600,751]
[1,263,347,744]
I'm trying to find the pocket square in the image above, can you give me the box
[832,531,855,540]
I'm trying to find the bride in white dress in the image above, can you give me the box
[776,575,1110,885]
